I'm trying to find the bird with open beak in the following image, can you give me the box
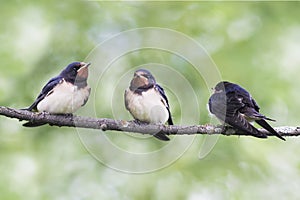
[23,62,91,127]
[208,81,285,140]
[125,69,174,141]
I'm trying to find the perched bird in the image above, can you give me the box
[208,81,285,141]
[23,62,91,127]
[125,69,173,141]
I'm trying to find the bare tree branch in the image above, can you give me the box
[0,106,299,138]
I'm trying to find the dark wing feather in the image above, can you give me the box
[26,76,62,111]
[233,86,283,140]
[249,98,276,121]
[152,84,172,141]
[166,109,174,125]
[226,113,267,138]
[251,97,260,112]
[212,82,283,140]
[256,119,285,141]
[23,76,62,127]
[155,84,173,125]
[227,92,268,138]
[235,88,275,121]
[209,91,267,138]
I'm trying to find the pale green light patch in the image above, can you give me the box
[12,7,51,66]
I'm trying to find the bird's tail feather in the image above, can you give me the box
[23,121,47,127]
[154,132,170,141]
[256,119,285,141]
[20,106,37,112]
[20,107,31,111]
[264,117,276,122]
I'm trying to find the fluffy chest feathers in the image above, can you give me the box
[125,88,169,124]
[37,80,90,113]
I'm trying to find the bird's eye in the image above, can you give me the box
[75,65,81,70]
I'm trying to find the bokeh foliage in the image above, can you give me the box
[1,1,300,200]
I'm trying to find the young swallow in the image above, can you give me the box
[23,62,91,127]
[208,81,285,141]
[125,69,174,141]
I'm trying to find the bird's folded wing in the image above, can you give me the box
[27,76,62,111]
[155,84,173,125]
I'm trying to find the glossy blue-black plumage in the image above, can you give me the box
[155,84,173,125]
[209,81,285,141]
[27,62,85,111]
[125,69,173,141]
[23,62,90,127]
[27,76,62,111]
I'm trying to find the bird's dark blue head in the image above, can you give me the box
[129,69,156,92]
[213,81,227,93]
[60,62,91,85]
[214,81,249,95]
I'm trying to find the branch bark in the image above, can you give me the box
[0,106,299,138]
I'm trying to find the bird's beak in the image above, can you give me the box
[77,62,91,79]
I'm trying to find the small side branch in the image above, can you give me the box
[0,106,299,138]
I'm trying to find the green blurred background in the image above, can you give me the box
[1,1,300,199]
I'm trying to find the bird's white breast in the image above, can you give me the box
[125,88,169,124]
[37,80,90,114]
